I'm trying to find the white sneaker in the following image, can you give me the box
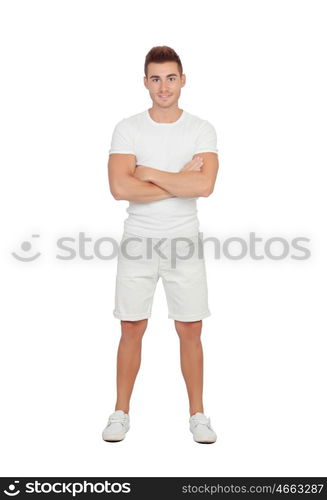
[102,410,130,442]
[189,412,217,443]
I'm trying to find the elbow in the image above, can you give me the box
[201,190,212,198]
[110,186,120,199]
[110,174,135,200]
[199,184,213,198]
[110,182,126,200]
[111,187,124,200]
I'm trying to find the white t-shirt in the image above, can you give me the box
[109,109,218,238]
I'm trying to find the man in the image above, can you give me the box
[102,46,219,444]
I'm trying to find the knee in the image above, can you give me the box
[175,320,202,343]
[120,319,148,341]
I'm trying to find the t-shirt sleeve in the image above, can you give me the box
[193,120,218,155]
[108,119,135,155]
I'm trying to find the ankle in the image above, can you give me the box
[115,406,129,414]
[190,407,204,416]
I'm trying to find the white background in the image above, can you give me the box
[0,0,326,477]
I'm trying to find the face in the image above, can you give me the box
[144,61,186,109]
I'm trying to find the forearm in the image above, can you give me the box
[114,174,174,202]
[146,169,209,198]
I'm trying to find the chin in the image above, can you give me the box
[155,99,176,107]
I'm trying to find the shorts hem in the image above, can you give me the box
[113,310,151,321]
[168,310,211,321]
[122,228,201,239]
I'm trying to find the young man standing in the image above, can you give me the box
[102,46,219,444]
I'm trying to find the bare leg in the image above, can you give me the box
[115,319,148,413]
[174,320,204,416]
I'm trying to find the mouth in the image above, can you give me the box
[159,95,171,99]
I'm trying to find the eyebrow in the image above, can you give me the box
[149,73,178,79]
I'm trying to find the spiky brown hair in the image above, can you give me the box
[144,46,183,77]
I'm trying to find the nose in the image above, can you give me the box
[159,82,168,93]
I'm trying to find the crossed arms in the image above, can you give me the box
[108,153,219,202]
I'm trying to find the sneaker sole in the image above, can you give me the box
[103,434,126,442]
[193,437,217,444]
[192,433,217,444]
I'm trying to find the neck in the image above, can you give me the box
[148,104,183,123]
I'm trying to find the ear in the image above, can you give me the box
[181,73,186,88]
[143,76,148,89]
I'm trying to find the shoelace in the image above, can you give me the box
[192,417,212,429]
[108,416,127,425]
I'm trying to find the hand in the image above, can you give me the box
[133,165,152,182]
[180,156,203,172]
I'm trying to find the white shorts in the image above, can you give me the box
[113,231,211,322]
